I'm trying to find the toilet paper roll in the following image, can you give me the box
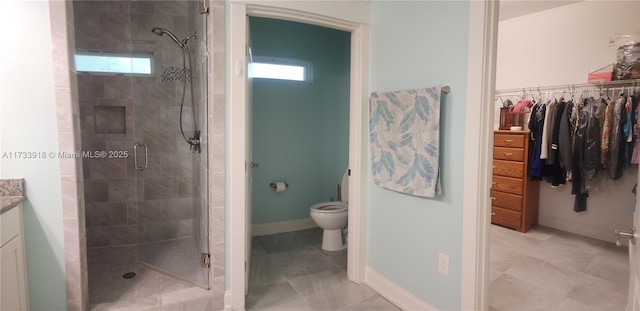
[274,181,286,193]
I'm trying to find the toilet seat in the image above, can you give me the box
[310,202,347,213]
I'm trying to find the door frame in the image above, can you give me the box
[461,1,499,310]
[228,2,370,309]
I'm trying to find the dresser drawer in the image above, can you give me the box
[493,160,524,178]
[491,207,521,229]
[494,133,526,148]
[492,175,523,195]
[492,190,522,212]
[493,147,524,162]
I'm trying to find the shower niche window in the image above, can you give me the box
[94,106,126,134]
[75,49,153,76]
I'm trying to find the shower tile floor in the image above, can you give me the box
[88,238,211,311]
[246,228,400,311]
[489,224,629,310]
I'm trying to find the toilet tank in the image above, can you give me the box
[341,169,349,204]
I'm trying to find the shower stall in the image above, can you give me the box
[73,0,210,307]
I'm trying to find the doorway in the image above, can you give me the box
[248,17,350,237]
[246,16,352,309]
[487,1,638,309]
[228,3,370,309]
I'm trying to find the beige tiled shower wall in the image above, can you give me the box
[49,1,88,310]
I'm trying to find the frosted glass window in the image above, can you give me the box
[249,57,311,82]
[75,50,153,76]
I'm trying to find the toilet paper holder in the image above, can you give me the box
[269,181,289,189]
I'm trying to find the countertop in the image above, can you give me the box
[1,179,25,214]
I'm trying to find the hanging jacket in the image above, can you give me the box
[559,100,574,171]
[547,99,561,165]
[609,95,627,180]
[548,99,567,186]
[529,104,546,179]
[572,100,588,212]
[581,98,602,189]
[601,98,614,167]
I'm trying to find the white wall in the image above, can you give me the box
[0,1,67,310]
[496,0,640,242]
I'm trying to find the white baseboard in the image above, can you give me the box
[364,267,438,311]
[224,290,233,311]
[538,214,618,244]
[252,218,318,236]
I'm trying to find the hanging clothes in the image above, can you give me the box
[529,103,546,179]
[572,99,588,212]
[609,94,627,180]
[581,98,602,189]
[548,98,567,186]
[632,95,640,167]
[559,100,574,173]
[624,95,638,168]
[601,97,614,167]
[540,99,557,159]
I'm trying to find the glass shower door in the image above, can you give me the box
[130,0,209,288]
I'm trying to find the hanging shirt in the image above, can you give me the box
[540,99,557,159]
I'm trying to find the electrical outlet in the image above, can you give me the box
[438,252,449,276]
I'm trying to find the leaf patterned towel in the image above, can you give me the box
[370,86,441,198]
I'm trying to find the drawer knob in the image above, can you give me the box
[491,212,496,216]
[503,139,514,145]
[492,182,496,185]
[490,197,496,200]
[503,152,513,157]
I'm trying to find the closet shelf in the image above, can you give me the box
[496,79,640,95]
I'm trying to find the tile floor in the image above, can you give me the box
[87,243,211,311]
[246,228,400,311]
[139,237,208,286]
[489,224,629,311]
[88,225,628,310]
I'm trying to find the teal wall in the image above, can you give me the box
[368,2,470,310]
[0,1,68,310]
[249,17,351,225]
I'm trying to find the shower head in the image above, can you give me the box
[151,27,184,48]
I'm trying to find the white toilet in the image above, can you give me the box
[310,169,349,251]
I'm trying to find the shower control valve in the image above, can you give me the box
[188,131,201,153]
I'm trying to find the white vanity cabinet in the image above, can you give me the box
[1,203,29,311]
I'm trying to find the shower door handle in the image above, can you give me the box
[134,142,149,171]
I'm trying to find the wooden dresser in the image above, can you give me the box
[492,130,539,232]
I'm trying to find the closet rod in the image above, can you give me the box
[495,78,640,95]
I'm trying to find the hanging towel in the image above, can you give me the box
[369,86,442,198]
